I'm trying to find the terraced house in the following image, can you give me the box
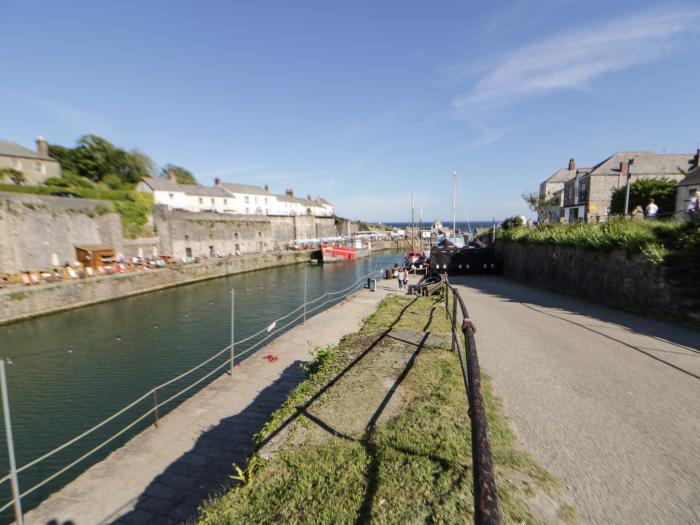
[559,151,695,222]
[0,136,61,185]
[137,173,333,217]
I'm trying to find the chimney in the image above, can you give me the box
[214,177,221,186]
[36,136,48,157]
[285,188,294,197]
[264,184,269,191]
[618,160,629,187]
[307,193,312,201]
[695,148,700,168]
[568,158,575,171]
[167,170,177,182]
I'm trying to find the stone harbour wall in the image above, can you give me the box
[0,192,124,274]
[0,251,312,325]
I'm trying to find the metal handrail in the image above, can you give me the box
[1,265,383,520]
[444,277,504,525]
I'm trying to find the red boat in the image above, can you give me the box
[320,241,370,263]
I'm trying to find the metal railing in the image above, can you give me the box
[444,276,503,525]
[0,265,385,524]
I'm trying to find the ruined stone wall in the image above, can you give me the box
[0,192,123,274]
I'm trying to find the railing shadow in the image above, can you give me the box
[106,361,309,525]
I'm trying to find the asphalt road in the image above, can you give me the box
[451,276,700,525]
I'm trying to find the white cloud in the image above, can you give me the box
[6,90,110,134]
[453,6,700,112]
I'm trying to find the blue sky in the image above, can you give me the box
[2,1,699,221]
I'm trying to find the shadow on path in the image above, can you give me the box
[109,361,308,525]
[451,275,700,379]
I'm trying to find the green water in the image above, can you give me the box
[0,252,403,518]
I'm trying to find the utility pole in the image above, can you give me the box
[419,208,423,250]
[623,159,634,216]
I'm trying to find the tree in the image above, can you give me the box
[610,178,677,216]
[0,168,25,185]
[501,216,525,230]
[160,164,197,185]
[522,191,560,222]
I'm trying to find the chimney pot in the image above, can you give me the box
[307,193,312,201]
[695,148,700,168]
[214,177,221,186]
[264,184,269,191]
[36,136,48,157]
[285,188,294,197]
[568,158,575,171]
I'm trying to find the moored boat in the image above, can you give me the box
[320,240,370,263]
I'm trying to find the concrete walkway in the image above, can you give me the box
[25,277,411,525]
[451,276,700,525]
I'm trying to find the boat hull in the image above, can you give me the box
[321,245,370,263]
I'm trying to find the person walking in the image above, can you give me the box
[645,198,659,220]
[402,267,409,289]
[396,266,403,289]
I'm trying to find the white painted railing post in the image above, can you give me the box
[230,289,235,375]
[0,360,23,525]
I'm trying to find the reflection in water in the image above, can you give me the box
[0,252,402,517]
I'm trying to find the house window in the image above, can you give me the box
[255,197,259,204]
[169,193,174,199]
[246,207,250,214]
[264,197,268,204]
[223,199,227,205]
[244,196,249,203]
[211,198,215,205]
[34,162,42,172]
[199,198,203,204]
[13,160,22,170]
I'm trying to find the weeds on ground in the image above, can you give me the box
[199,294,569,524]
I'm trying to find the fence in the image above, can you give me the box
[0,264,385,525]
[444,276,504,525]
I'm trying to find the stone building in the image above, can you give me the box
[561,151,694,222]
[675,150,700,216]
[0,137,61,185]
[539,159,589,222]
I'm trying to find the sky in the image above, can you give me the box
[2,0,699,221]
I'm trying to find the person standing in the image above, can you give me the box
[402,267,409,289]
[645,198,659,220]
[396,267,403,289]
[687,190,699,216]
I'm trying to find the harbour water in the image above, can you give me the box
[0,252,403,518]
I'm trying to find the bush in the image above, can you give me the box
[610,178,677,216]
[498,219,697,266]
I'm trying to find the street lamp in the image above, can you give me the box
[624,158,635,216]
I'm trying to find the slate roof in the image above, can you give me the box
[586,151,694,177]
[0,140,56,161]
[317,196,332,206]
[140,177,229,197]
[678,166,700,187]
[276,194,299,203]
[544,167,577,184]
[220,182,272,196]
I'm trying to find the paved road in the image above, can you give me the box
[452,276,700,525]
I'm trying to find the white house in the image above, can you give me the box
[137,174,334,217]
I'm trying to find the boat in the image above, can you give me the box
[320,239,371,263]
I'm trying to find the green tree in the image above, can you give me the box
[610,178,677,217]
[0,168,26,185]
[160,163,197,185]
[522,191,560,221]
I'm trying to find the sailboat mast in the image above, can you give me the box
[452,171,457,236]
[411,193,415,250]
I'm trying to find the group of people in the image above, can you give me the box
[643,190,700,220]
[392,264,410,290]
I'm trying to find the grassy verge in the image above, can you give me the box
[198,294,574,524]
[498,220,699,267]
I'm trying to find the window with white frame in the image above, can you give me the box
[34,162,42,172]
[244,196,249,203]
[199,198,203,204]
[13,160,22,170]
